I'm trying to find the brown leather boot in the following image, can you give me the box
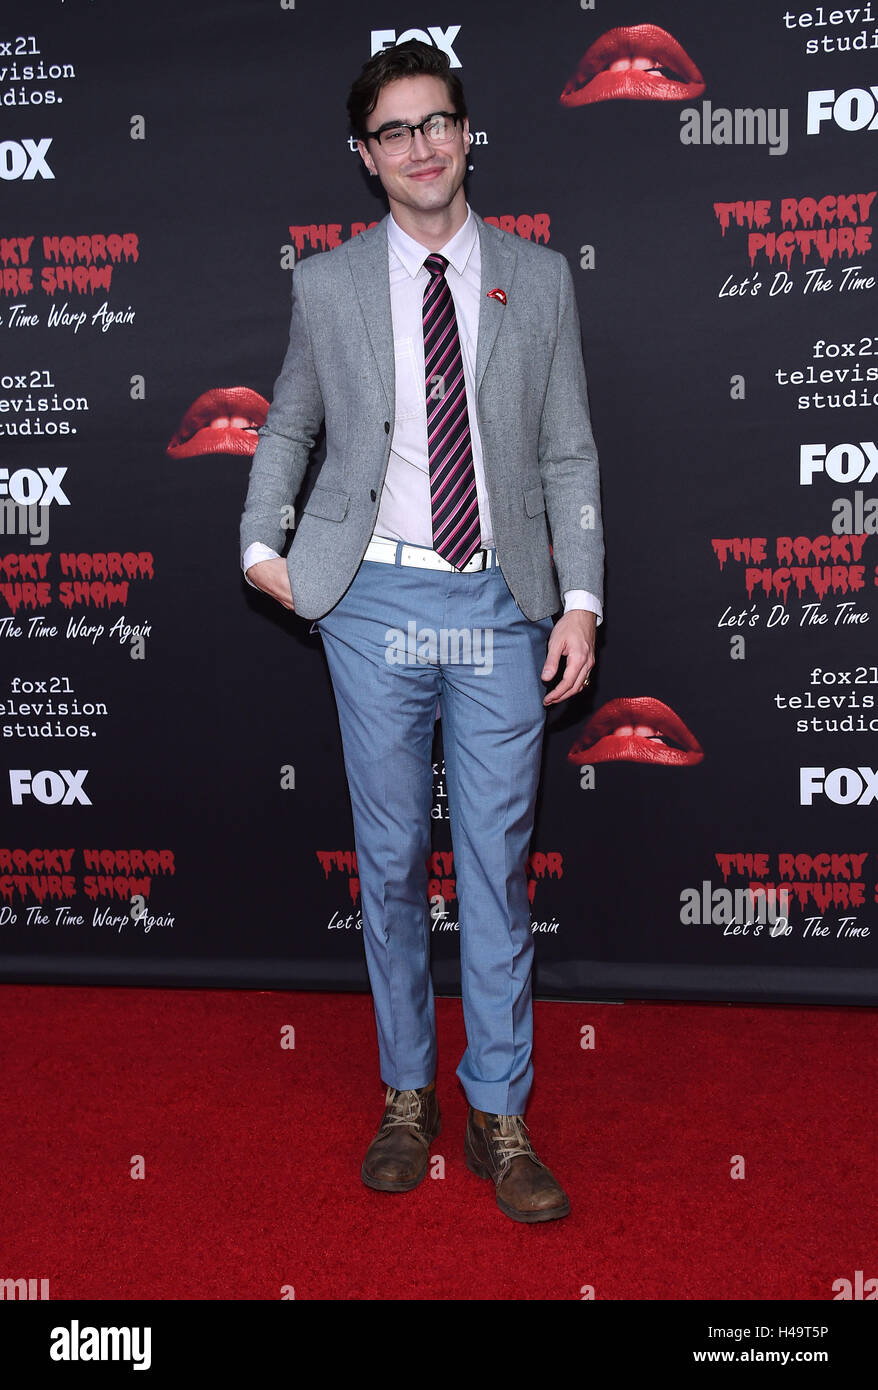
[465,1108,570,1222]
[361,1083,441,1192]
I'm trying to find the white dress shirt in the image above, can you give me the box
[243,204,602,621]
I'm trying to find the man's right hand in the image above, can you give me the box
[246,557,295,611]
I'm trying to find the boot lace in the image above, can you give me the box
[490,1115,539,1169]
[383,1086,424,1128]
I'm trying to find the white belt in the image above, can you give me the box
[363,535,496,573]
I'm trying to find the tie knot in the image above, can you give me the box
[424,253,448,279]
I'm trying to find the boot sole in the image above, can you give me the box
[465,1138,571,1223]
[361,1119,441,1192]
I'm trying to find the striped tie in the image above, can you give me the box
[422,253,481,570]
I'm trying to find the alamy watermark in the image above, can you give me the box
[0,501,49,545]
[385,621,494,674]
[680,881,791,931]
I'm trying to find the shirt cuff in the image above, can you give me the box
[242,542,282,588]
[562,589,603,624]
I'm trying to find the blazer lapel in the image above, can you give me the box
[345,214,395,412]
[472,210,517,396]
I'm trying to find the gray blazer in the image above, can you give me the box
[240,209,604,622]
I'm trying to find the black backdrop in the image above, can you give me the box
[2,0,877,1003]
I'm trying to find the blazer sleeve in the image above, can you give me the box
[239,262,326,558]
[537,253,605,607]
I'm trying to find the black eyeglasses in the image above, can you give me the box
[366,111,463,154]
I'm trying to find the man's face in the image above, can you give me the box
[357,74,469,218]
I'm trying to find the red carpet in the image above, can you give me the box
[0,985,875,1300]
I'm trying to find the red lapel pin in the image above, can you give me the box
[487,288,507,304]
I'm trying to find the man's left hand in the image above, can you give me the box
[541,610,596,706]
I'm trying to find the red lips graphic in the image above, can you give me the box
[166,387,269,459]
[568,696,704,767]
[561,24,705,107]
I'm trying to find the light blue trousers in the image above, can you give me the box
[316,545,554,1114]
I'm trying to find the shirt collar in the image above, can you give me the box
[387,202,477,278]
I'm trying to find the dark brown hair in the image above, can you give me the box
[347,39,467,143]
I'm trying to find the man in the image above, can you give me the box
[240,40,604,1224]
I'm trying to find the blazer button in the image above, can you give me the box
[370,489,376,501]
[384,421,390,433]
